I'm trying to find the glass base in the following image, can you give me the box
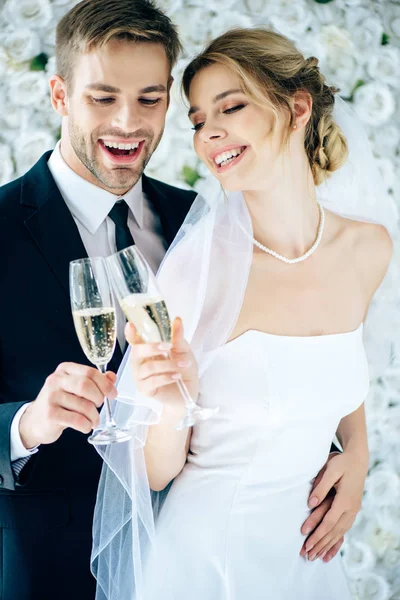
[88,426,132,445]
[175,406,219,431]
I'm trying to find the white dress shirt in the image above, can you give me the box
[11,142,168,463]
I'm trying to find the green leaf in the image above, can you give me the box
[182,165,201,187]
[381,33,390,46]
[30,52,48,71]
[342,79,366,103]
[314,0,334,4]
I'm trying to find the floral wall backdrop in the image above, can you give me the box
[0,0,399,597]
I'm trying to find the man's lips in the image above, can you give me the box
[98,139,145,165]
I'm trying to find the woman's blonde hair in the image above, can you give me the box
[182,28,348,185]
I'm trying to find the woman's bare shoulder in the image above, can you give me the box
[333,212,393,293]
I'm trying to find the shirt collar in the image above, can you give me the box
[47,141,143,235]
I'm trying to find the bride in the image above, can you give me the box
[92,28,397,600]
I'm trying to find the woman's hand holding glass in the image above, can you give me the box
[126,317,199,415]
[106,246,219,430]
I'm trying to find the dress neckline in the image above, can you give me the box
[226,322,363,347]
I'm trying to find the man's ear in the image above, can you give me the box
[49,75,69,117]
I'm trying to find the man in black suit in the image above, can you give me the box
[0,1,342,598]
[0,1,195,598]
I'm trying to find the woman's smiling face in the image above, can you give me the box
[188,63,289,192]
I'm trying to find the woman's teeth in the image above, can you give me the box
[214,147,244,167]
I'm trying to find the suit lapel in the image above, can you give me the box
[21,152,88,297]
[20,152,123,366]
[142,174,183,247]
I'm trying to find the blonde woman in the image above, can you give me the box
[93,28,396,600]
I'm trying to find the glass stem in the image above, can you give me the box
[97,363,116,428]
[167,350,197,410]
[175,377,198,411]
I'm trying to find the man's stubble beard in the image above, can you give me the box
[68,119,164,192]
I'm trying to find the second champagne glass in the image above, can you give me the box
[70,257,132,445]
[106,246,219,430]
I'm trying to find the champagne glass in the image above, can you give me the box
[69,257,132,445]
[106,246,219,430]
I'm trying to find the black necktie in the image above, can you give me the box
[108,200,135,252]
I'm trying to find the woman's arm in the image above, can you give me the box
[126,318,198,492]
[335,403,369,467]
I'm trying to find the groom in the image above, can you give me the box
[0,1,342,598]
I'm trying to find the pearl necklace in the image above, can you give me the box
[247,203,325,264]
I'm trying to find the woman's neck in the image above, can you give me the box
[243,169,319,260]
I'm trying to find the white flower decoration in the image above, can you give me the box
[0,46,9,76]
[13,129,55,176]
[353,83,396,127]
[367,47,400,89]
[3,0,53,30]
[342,539,376,575]
[0,143,15,186]
[345,9,383,52]
[7,70,48,107]
[2,28,41,63]
[352,573,391,600]
[256,0,314,39]
[364,468,400,508]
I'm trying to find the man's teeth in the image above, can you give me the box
[103,141,140,150]
[214,147,244,167]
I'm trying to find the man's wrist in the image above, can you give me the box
[11,402,40,462]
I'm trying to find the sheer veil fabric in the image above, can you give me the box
[91,97,399,600]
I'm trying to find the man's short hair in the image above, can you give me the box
[56,0,182,87]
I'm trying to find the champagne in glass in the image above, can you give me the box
[106,246,219,430]
[70,257,132,445]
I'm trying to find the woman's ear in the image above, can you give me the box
[292,92,313,130]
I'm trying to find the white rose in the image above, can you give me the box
[45,55,56,76]
[381,546,400,570]
[7,70,48,107]
[318,26,360,97]
[352,573,391,600]
[382,405,400,444]
[0,143,15,186]
[375,157,396,191]
[0,99,26,129]
[367,47,400,89]
[158,0,183,16]
[346,8,383,52]
[369,125,400,158]
[41,24,56,55]
[3,0,53,30]
[383,3,400,44]
[342,539,376,575]
[0,46,9,76]
[353,83,396,127]
[209,11,254,39]
[364,469,400,507]
[311,2,342,27]
[2,28,41,63]
[174,8,212,50]
[254,0,314,39]
[319,24,354,53]
[13,130,55,176]
[206,0,238,12]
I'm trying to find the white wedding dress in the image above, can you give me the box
[144,325,369,599]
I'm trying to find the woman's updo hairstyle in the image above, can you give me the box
[182,28,348,185]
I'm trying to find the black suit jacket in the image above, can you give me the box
[0,152,195,600]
